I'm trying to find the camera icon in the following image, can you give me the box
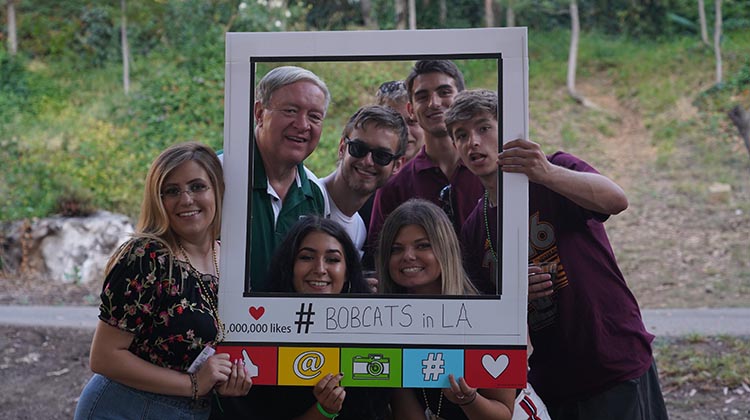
[352,354,390,380]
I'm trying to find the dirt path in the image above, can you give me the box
[556,80,750,309]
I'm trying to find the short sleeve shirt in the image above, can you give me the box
[365,146,483,263]
[99,238,220,371]
[525,152,655,403]
[249,145,326,291]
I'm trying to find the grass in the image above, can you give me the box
[655,335,750,390]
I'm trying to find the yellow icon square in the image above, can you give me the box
[278,347,340,386]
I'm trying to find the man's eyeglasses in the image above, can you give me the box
[160,183,211,199]
[345,138,400,166]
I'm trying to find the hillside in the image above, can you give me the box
[2,29,750,310]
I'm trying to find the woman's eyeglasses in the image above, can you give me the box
[345,138,400,166]
[160,183,211,199]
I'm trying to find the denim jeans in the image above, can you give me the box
[74,374,210,420]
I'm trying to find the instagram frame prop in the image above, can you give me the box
[219,28,529,388]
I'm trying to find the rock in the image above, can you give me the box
[707,183,731,204]
[1,211,134,284]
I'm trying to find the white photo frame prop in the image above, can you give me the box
[218,28,529,389]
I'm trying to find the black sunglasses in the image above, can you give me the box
[438,184,455,222]
[345,138,400,166]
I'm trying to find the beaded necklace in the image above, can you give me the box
[422,388,445,420]
[483,190,498,263]
[177,240,225,342]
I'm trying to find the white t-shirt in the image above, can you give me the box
[321,173,366,258]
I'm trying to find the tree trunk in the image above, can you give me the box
[698,0,710,46]
[360,0,376,28]
[566,0,597,108]
[395,0,407,29]
[7,0,17,56]
[713,0,722,84]
[485,0,494,27]
[567,1,581,102]
[728,105,750,158]
[408,0,417,29]
[506,0,515,27]
[439,0,446,26]
[121,0,130,95]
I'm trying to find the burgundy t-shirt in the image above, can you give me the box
[461,151,654,403]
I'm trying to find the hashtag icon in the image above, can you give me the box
[294,302,315,334]
[421,352,445,381]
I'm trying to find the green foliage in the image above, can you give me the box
[75,6,118,68]
[304,0,362,30]
[514,0,750,38]
[371,0,483,29]
[0,52,30,129]
[2,0,750,222]
[233,1,312,32]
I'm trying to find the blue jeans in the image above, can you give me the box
[75,374,211,420]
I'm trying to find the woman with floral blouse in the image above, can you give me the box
[75,142,251,420]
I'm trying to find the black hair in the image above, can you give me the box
[268,215,369,294]
[405,60,466,101]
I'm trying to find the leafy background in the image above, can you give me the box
[1,0,748,221]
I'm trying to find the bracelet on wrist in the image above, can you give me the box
[188,372,199,401]
[316,401,339,419]
[457,391,478,406]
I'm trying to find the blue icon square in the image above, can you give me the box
[402,349,464,388]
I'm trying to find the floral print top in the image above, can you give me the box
[99,238,220,372]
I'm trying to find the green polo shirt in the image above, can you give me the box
[249,147,325,292]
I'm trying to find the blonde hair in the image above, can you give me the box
[106,142,224,275]
[377,199,477,296]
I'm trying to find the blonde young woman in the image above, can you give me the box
[75,142,251,420]
[377,199,514,420]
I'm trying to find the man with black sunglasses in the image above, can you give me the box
[321,105,407,265]
[365,60,484,265]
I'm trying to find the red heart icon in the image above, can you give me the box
[249,306,265,320]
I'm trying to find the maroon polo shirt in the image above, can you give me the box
[365,146,483,261]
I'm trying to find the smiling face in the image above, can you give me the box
[338,123,402,196]
[408,72,460,138]
[388,224,442,295]
[452,111,499,180]
[161,160,216,244]
[293,231,347,294]
[254,80,327,168]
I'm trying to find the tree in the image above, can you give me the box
[6,0,17,56]
[121,0,130,94]
[567,0,581,101]
[713,0,722,84]
[566,0,596,108]
[360,0,375,28]
[395,0,406,29]
[728,106,750,159]
[506,0,515,27]
[698,0,710,46]
[439,0,447,26]
[485,0,494,27]
[409,0,417,29]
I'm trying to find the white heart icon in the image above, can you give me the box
[481,354,509,379]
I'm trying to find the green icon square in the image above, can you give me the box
[340,348,402,388]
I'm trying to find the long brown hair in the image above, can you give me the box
[377,199,477,296]
[105,142,224,275]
